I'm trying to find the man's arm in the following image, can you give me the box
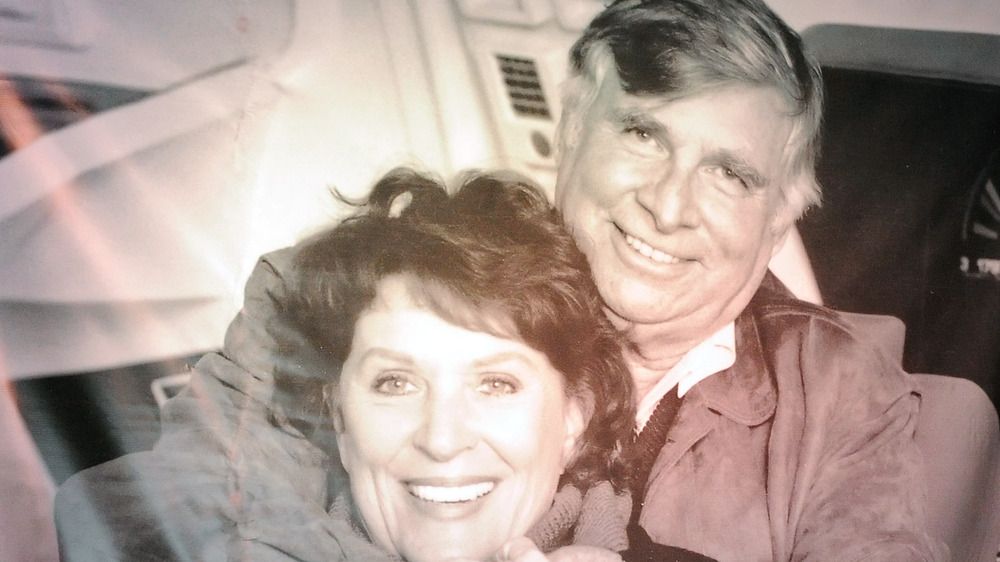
[768,314,949,561]
[56,249,395,561]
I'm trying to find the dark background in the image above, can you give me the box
[799,66,1000,407]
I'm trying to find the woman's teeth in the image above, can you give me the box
[408,482,495,503]
[624,233,678,264]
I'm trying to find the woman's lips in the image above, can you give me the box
[402,478,499,520]
[407,481,496,504]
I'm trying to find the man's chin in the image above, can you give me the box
[603,298,676,328]
[598,277,684,323]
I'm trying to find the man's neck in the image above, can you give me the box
[607,308,730,398]
[629,322,738,435]
[623,322,726,400]
[629,359,676,402]
[625,343,690,401]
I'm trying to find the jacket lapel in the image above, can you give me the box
[650,291,778,477]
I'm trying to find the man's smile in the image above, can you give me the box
[623,231,681,264]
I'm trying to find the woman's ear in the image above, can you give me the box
[323,384,354,475]
[561,391,594,469]
[322,384,345,434]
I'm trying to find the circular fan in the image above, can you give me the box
[961,148,1000,279]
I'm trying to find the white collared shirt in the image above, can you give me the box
[635,322,736,432]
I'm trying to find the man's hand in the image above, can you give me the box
[492,537,623,562]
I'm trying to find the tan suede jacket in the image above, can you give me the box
[636,273,948,561]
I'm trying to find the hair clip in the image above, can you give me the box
[388,190,414,218]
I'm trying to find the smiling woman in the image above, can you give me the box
[335,281,579,562]
[53,168,647,561]
[269,168,636,561]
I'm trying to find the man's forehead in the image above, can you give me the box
[595,82,794,193]
[614,86,788,140]
[603,82,788,120]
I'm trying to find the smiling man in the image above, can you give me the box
[550,0,946,560]
[54,1,948,561]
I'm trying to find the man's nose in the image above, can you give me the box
[413,392,478,461]
[636,167,701,232]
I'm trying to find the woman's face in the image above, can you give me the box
[333,276,585,562]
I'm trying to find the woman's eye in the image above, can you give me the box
[373,374,417,396]
[477,375,520,396]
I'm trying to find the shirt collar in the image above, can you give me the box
[635,322,736,431]
[688,305,776,426]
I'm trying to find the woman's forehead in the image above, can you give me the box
[369,274,521,342]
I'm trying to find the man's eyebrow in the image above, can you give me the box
[612,107,771,189]
[709,150,770,189]
[612,108,669,139]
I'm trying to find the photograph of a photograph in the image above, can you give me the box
[1,1,998,560]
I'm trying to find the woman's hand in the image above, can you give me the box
[493,537,623,562]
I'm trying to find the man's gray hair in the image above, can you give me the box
[558,0,824,224]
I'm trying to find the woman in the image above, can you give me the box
[268,168,636,560]
[55,168,714,561]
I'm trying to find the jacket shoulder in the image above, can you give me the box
[751,276,907,366]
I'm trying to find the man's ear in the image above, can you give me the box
[561,392,594,469]
[770,170,820,258]
[770,221,792,258]
[768,190,798,259]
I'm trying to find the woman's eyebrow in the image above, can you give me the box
[355,347,415,365]
[469,351,534,370]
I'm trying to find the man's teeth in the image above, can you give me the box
[624,233,677,264]
[409,482,495,503]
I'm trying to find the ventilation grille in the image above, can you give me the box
[496,54,550,120]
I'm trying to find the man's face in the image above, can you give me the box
[555,77,794,348]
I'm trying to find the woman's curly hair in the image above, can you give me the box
[272,167,636,491]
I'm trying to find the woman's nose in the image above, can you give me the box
[412,393,478,461]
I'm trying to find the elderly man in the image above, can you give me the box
[56,0,945,561]
[549,0,946,560]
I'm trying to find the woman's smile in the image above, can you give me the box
[332,276,583,562]
[406,479,496,504]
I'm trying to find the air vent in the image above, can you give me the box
[496,54,551,120]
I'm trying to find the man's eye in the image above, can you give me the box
[621,123,665,157]
[723,167,748,187]
[373,374,417,396]
[624,125,655,142]
[714,166,755,194]
[477,375,520,396]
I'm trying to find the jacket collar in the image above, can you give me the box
[682,272,788,426]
